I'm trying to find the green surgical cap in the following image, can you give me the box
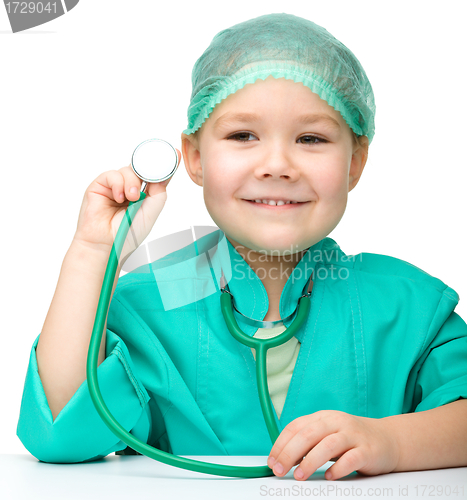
[183,13,376,144]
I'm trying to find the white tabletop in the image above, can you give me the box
[1,454,466,500]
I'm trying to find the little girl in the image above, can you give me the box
[17,13,467,481]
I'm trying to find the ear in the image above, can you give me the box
[348,136,369,193]
[181,132,203,187]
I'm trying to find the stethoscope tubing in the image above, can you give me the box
[220,292,311,444]
[86,191,310,477]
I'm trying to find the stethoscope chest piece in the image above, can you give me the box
[131,138,179,189]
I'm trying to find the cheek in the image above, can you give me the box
[202,161,238,213]
[313,161,350,201]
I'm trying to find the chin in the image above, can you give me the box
[227,232,306,256]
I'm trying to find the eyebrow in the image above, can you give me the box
[214,112,341,131]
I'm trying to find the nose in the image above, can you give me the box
[253,142,300,181]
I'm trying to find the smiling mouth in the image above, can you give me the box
[243,199,310,209]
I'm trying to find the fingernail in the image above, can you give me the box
[268,456,276,467]
[295,467,304,479]
[274,462,284,475]
[130,187,137,194]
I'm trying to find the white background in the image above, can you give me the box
[1,0,466,455]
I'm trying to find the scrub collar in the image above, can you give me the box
[210,230,327,342]
[148,228,347,343]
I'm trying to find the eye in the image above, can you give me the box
[298,135,328,145]
[227,132,257,142]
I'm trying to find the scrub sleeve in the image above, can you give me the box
[412,290,467,412]
[16,329,152,464]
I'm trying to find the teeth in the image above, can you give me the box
[253,199,292,206]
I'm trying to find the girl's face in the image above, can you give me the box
[182,76,368,256]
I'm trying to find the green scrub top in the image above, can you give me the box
[17,230,467,464]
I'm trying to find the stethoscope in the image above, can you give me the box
[86,138,313,478]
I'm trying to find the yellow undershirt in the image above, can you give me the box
[250,321,301,419]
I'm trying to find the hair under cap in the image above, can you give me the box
[183,12,376,144]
